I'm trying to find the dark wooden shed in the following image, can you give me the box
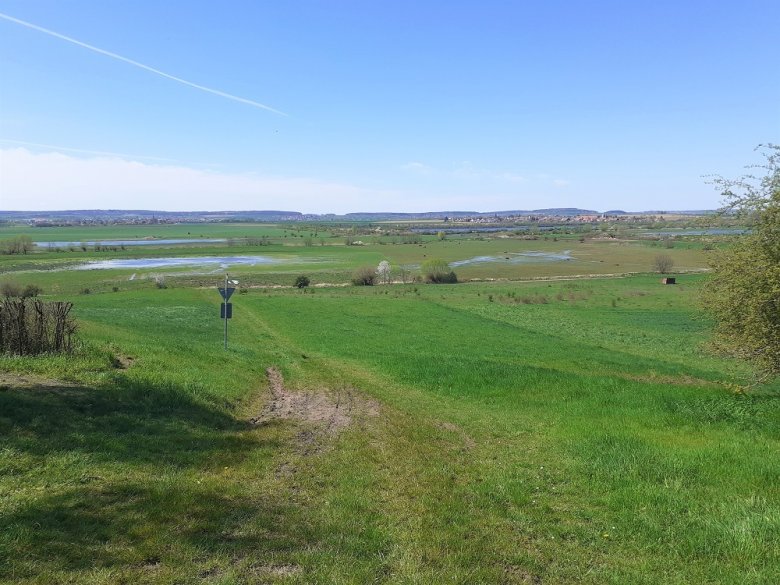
[661,277,676,285]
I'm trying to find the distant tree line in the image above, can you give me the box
[2,235,34,255]
[350,259,458,286]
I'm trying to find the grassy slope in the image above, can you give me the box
[1,277,778,584]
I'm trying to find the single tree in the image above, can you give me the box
[377,260,391,284]
[654,254,674,274]
[701,144,780,380]
[294,275,310,288]
[398,264,413,284]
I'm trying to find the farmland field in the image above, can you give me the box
[1,225,778,584]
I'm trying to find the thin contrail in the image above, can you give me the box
[0,12,287,116]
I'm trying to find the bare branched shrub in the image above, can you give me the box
[0,299,77,355]
[398,265,413,284]
[654,254,675,274]
[1,282,22,298]
[352,266,377,286]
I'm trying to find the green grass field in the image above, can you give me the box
[1,226,778,583]
[0,222,294,241]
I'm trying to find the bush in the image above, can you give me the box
[294,275,311,289]
[352,266,377,286]
[21,284,42,298]
[702,144,780,379]
[1,282,22,298]
[0,298,77,355]
[421,259,457,283]
[2,283,43,298]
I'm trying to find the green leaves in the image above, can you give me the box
[703,145,780,380]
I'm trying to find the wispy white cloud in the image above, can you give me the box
[553,179,570,187]
[0,148,401,213]
[0,138,192,164]
[0,12,287,116]
[0,149,584,214]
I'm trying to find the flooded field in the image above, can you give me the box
[450,251,573,267]
[74,255,285,270]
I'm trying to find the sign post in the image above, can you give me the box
[218,274,237,349]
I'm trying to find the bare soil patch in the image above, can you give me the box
[0,372,79,391]
[251,367,379,453]
[112,354,135,369]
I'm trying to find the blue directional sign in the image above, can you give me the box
[218,287,236,301]
[219,276,238,350]
[220,302,233,319]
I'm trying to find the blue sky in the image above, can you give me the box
[1,1,778,213]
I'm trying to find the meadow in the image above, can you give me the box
[1,221,713,293]
[1,224,778,584]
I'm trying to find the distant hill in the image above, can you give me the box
[0,209,303,223]
[0,208,717,223]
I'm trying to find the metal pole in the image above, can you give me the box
[224,273,228,349]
